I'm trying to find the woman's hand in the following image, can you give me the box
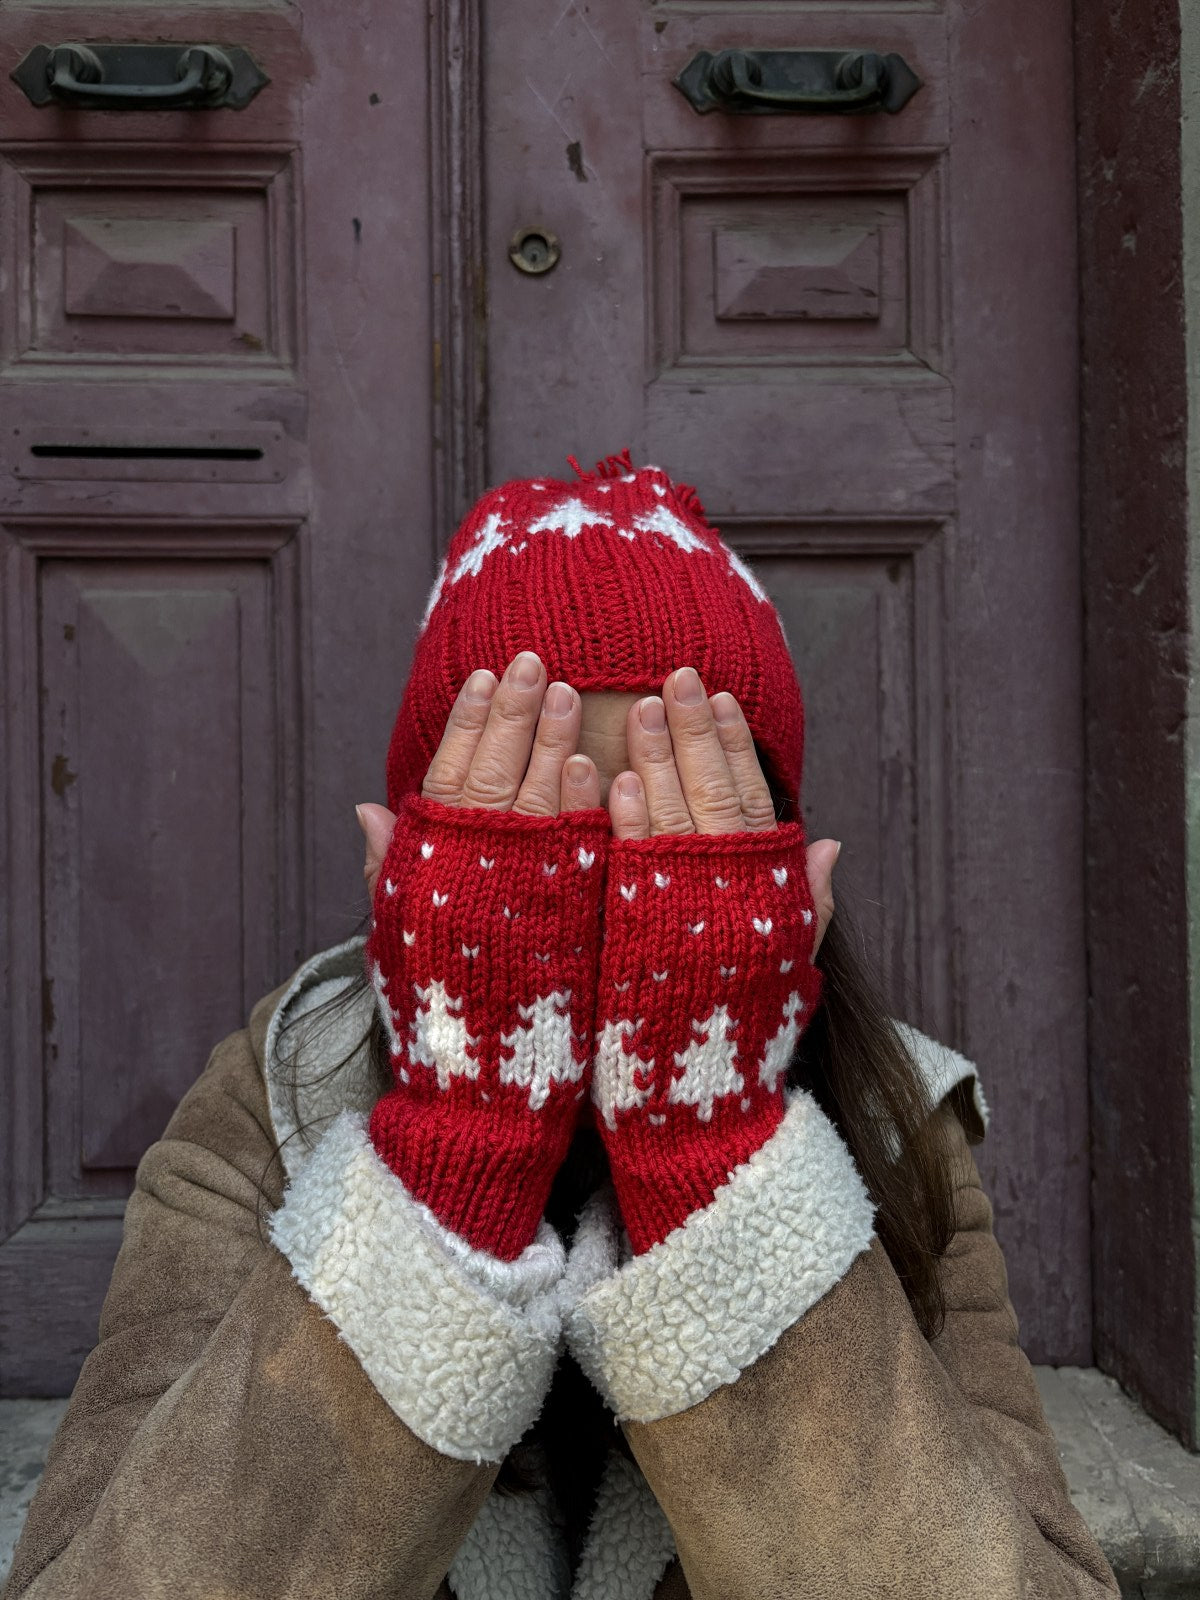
[417,650,601,816]
[609,666,840,959]
[360,649,610,1261]
[358,647,600,894]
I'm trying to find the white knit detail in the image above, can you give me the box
[269,1110,565,1463]
[407,978,481,1088]
[263,940,992,1166]
[723,543,770,602]
[449,507,509,583]
[418,486,769,615]
[499,990,586,1110]
[668,1004,743,1120]
[572,1450,677,1600]
[594,1017,652,1129]
[757,990,806,1092]
[562,1085,877,1422]
[593,990,806,1126]
[527,496,615,539]
[630,503,708,554]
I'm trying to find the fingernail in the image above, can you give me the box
[712,692,739,725]
[673,666,703,704]
[617,773,642,800]
[565,755,591,783]
[355,804,367,831]
[464,669,497,703]
[544,682,574,718]
[511,651,541,687]
[638,696,666,731]
[833,840,843,863]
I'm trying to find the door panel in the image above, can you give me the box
[483,0,1087,1359]
[0,0,1088,1390]
[0,2,433,1391]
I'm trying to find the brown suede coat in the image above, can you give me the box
[3,945,1120,1600]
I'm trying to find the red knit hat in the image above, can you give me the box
[386,448,807,819]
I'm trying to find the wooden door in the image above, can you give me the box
[481,3,1086,1360]
[1,0,1088,1393]
[0,3,434,1391]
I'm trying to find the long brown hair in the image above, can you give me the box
[267,771,960,1559]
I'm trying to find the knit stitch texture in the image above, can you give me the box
[385,449,807,822]
[591,820,825,1253]
[366,792,610,1260]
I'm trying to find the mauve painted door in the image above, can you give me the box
[481,3,1085,1361]
[0,4,434,1390]
[0,0,1087,1397]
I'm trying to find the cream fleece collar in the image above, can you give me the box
[261,934,990,1600]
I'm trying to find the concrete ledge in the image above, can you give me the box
[1034,1366,1200,1598]
[1,1400,68,1584]
[2,1372,1197,1593]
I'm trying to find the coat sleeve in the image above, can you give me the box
[3,990,566,1600]
[563,1084,1120,1600]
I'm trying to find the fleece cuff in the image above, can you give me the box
[269,1108,565,1463]
[561,1084,876,1423]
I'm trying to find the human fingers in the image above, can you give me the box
[624,695,694,836]
[459,650,548,810]
[608,770,650,841]
[420,667,500,805]
[805,838,841,961]
[659,667,748,836]
[513,680,583,816]
[707,692,778,833]
[357,802,399,902]
[561,753,602,814]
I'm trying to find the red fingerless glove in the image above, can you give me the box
[366,793,611,1261]
[591,823,825,1254]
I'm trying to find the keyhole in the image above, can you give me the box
[509,225,561,275]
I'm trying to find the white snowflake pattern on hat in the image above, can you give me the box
[418,486,768,632]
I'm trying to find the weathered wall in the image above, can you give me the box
[1076,0,1197,1446]
[1181,0,1200,1450]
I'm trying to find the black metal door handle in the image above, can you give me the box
[46,43,232,104]
[10,41,268,110]
[675,48,922,116]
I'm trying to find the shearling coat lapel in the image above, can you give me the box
[261,935,995,1600]
[5,932,1114,1600]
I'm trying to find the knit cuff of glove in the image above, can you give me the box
[270,1109,566,1462]
[366,794,610,1261]
[594,822,824,1254]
